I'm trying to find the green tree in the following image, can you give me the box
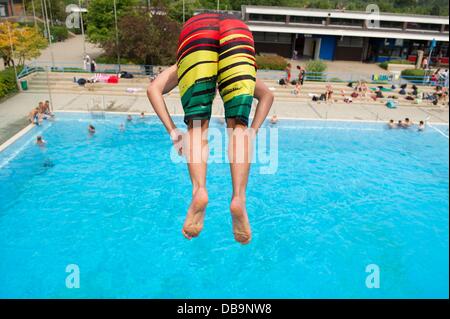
[111,9,181,65]
[85,0,138,46]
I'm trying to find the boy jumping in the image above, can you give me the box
[147,13,274,244]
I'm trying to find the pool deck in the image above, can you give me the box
[0,91,448,146]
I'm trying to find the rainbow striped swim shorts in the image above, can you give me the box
[176,13,257,126]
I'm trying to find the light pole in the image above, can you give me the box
[79,0,86,56]
[31,0,37,28]
[41,0,55,67]
[47,0,54,27]
[183,0,185,23]
[113,0,120,72]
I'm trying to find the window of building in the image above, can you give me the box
[0,4,7,17]
[406,22,442,32]
[337,37,363,47]
[379,21,404,29]
[252,32,292,44]
[249,13,286,23]
[329,18,363,27]
[278,33,292,43]
[290,16,326,25]
[444,24,449,32]
[253,32,265,42]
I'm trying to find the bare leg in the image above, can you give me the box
[227,118,252,244]
[182,119,209,239]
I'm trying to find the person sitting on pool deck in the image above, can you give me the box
[28,107,40,124]
[146,13,274,244]
[42,100,54,117]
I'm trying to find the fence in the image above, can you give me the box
[17,61,449,87]
[18,61,156,79]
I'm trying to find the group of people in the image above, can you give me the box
[387,118,426,131]
[83,55,97,73]
[36,112,148,146]
[279,63,306,95]
[28,100,53,125]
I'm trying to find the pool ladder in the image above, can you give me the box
[87,96,106,120]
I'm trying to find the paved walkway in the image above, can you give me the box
[288,59,387,80]
[27,35,104,66]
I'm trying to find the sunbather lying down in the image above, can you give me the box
[147,13,274,244]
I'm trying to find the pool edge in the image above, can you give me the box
[53,110,449,126]
[0,124,34,153]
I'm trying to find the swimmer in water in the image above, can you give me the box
[146,13,274,244]
[388,119,396,129]
[36,135,46,146]
[418,120,425,131]
[127,115,133,122]
[88,124,96,135]
[270,114,278,124]
[404,118,413,128]
[140,112,145,119]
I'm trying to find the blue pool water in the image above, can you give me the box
[0,112,448,298]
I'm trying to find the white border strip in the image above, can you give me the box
[53,110,449,126]
[428,123,450,139]
[0,124,34,153]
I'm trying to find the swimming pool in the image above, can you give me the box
[0,112,448,298]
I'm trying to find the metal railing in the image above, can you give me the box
[18,61,156,79]
[17,61,449,87]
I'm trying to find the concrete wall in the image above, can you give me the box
[254,42,292,58]
[303,38,315,57]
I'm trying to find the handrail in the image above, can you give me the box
[17,61,448,87]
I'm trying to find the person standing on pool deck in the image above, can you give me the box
[147,13,274,244]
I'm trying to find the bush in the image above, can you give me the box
[379,59,413,70]
[378,61,389,70]
[390,59,414,65]
[95,55,137,65]
[50,26,69,42]
[305,59,327,73]
[255,54,287,70]
[0,67,21,99]
[401,69,427,77]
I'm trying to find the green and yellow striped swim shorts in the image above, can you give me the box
[176,13,257,126]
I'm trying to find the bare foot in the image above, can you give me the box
[182,187,208,239]
[230,197,252,244]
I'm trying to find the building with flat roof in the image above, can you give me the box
[0,0,24,18]
[241,5,449,63]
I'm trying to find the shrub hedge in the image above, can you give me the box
[401,69,427,77]
[50,26,69,42]
[305,59,327,73]
[379,59,414,70]
[255,54,287,70]
[0,67,21,99]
